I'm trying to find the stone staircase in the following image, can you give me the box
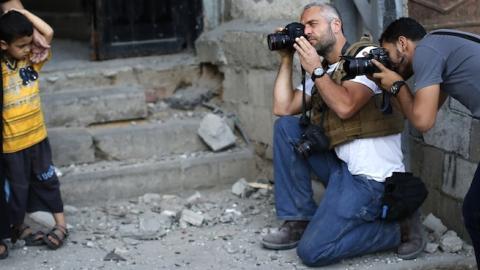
[41,42,257,205]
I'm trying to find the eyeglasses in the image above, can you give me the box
[19,66,38,86]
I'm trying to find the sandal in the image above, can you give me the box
[11,225,45,246]
[0,240,8,260]
[43,224,68,250]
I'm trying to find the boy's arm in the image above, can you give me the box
[13,9,54,44]
[0,0,23,11]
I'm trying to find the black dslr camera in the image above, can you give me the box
[294,123,330,159]
[341,47,391,80]
[267,22,305,51]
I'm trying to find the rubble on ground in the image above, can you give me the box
[197,113,236,151]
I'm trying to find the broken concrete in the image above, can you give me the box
[197,113,236,151]
[166,86,216,110]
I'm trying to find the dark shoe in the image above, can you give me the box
[11,224,45,246]
[261,221,308,250]
[44,224,69,250]
[0,240,8,260]
[397,211,426,260]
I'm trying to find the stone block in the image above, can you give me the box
[42,85,147,127]
[165,86,215,110]
[238,104,274,145]
[180,209,204,226]
[48,127,95,166]
[91,120,206,160]
[421,145,445,190]
[59,148,255,205]
[195,19,282,70]
[246,70,275,108]
[449,98,471,116]
[440,231,464,253]
[229,0,318,21]
[469,118,480,162]
[423,213,448,237]
[405,138,424,177]
[222,68,249,104]
[423,105,471,158]
[198,113,236,151]
[442,156,477,200]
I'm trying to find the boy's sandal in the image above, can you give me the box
[11,225,45,246]
[0,240,8,260]
[43,224,68,250]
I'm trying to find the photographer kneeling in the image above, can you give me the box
[262,3,424,266]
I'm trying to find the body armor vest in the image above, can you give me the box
[310,36,404,148]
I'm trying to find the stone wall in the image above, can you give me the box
[405,98,477,239]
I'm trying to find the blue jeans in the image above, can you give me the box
[463,163,480,266]
[273,116,400,266]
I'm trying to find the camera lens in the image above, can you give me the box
[267,33,290,51]
[294,140,313,159]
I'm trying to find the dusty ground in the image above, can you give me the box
[1,185,476,270]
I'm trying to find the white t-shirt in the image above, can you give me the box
[296,46,405,182]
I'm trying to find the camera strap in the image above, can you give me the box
[431,30,480,44]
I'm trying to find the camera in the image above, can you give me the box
[341,47,391,80]
[294,124,330,159]
[267,22,305,51]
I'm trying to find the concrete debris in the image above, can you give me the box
[139,193,162,205]
[63,205,79,215]
[186,191,203,205]
[197,113,236,151]
[166,86,215,110]
[180,209,204,226]
[423,213,448,237]
[28,211,56,228]
[424,243,439,254]
[104,250,127,262]
[138,211,164,239]
[439,230,464,253]
[231,178,251,197]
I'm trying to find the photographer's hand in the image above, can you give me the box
[293,36,321,74]
[371,59,404,90]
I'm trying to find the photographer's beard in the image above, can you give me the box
[312,27,336,57]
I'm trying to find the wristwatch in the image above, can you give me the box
[311,67,326,81]
[390,80,406,96]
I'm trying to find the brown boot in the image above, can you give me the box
[261,221,309,250]
[397,211,426,259]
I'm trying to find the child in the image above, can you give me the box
[0,9,68,250]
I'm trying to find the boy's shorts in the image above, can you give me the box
[3,138,64,224]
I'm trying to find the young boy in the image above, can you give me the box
[0,9,68,250]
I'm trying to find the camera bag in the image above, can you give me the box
[381,172,428,222]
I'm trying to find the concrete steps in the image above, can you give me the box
[58,147,255,205]
[34,45,256,205]
[42,85,148,127]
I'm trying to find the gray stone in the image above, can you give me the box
[423,105,471,158]
[42,85,147,127]
[238,104,275,145]
[59,148,255,205]
[186,191,202,205]
[423,213,448,238]
[159,195,186,219]
[138,211,163,239]
[442,156,477,200]
[231,178,249,197]
[103,250,127,262]
[440,231,464,253]
[166,86,215,110]
[424,243,439,254]
[197,113,236,151]
[180,209,204,226]
[138,193,162,205]
[48,128,94,166]
[470,118,480,162]
[90,119,206,160]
